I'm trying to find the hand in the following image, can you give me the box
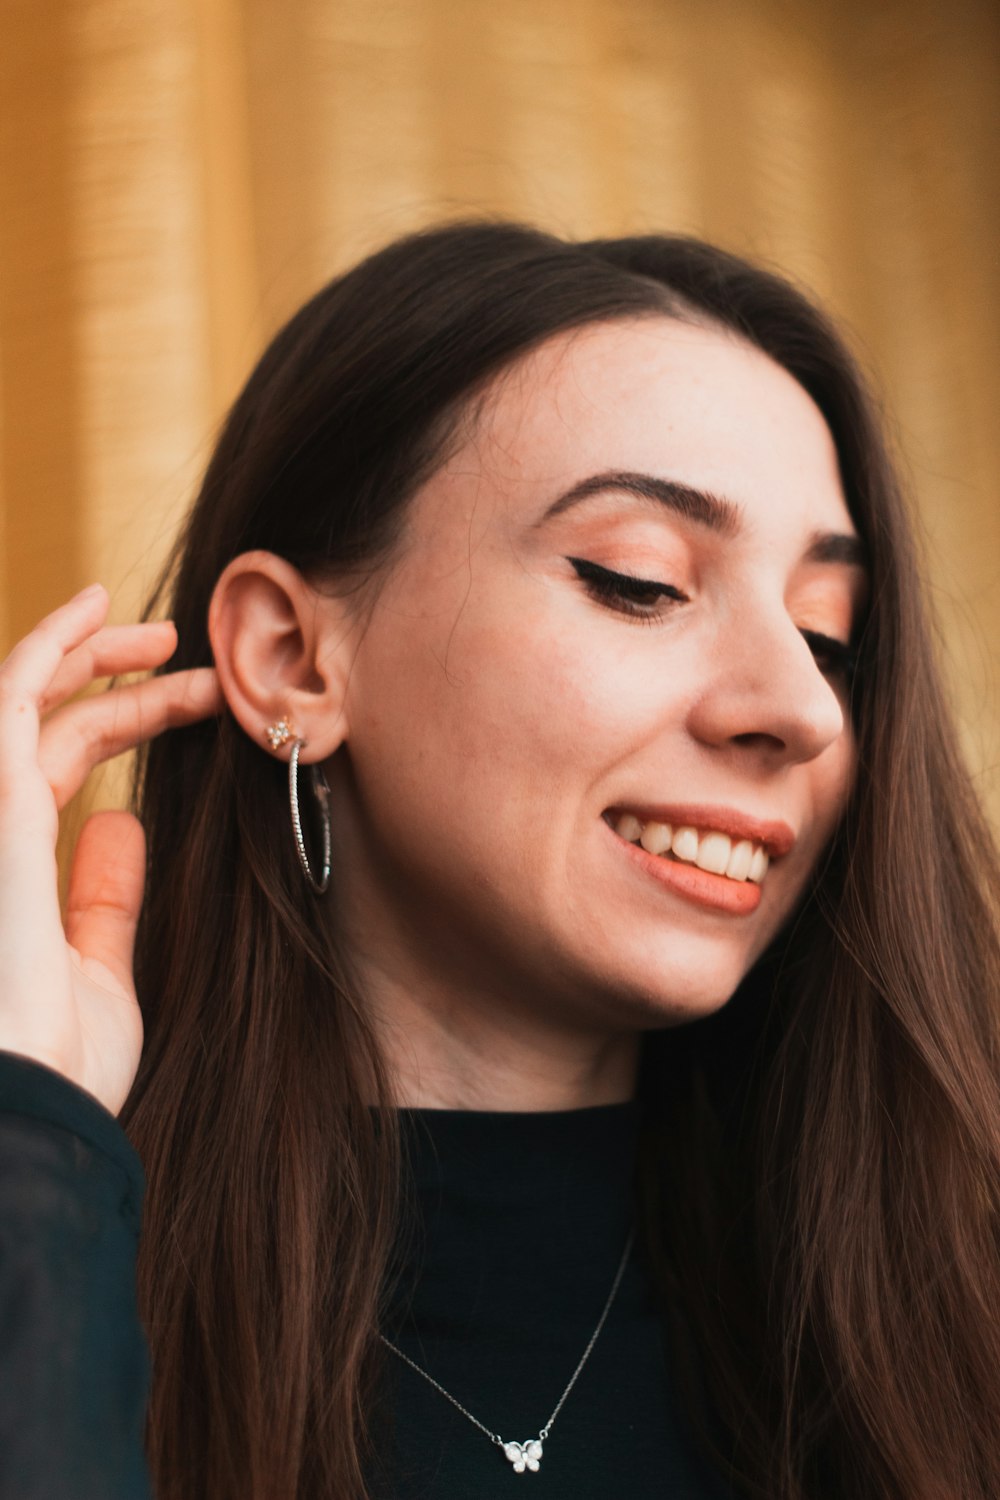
[0,584,223,1115]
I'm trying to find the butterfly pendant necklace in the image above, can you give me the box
[379,1223,635,1475]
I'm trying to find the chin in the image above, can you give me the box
[564,941,755,1030]
[629,978,744,1028]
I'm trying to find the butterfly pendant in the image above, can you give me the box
[502,1438,543,1473]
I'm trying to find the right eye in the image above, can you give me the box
[566,557,688,624]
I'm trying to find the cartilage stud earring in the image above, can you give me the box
[266,717,294,750]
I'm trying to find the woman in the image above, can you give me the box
[0,222,998,1500]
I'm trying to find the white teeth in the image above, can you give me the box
[695,832,732,875]
[725,839,754,882]
[671,826,700,864]
[615,812,643,842]
[612,813,773,884]
[748,846,769,884]
[639,820,673,855]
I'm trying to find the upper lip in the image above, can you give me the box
[606,802,797,859]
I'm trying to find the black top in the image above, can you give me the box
[370,1103,731,1498]
[0,1052,150,1500]
[0,1051,732,1499]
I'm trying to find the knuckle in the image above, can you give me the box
[88,695,136,758]
[85,710,117,758]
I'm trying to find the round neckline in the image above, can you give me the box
[394,1098,638,1118]
[393,1097,639,1156]
[384,1096,642,1334]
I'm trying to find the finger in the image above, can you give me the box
[0,585,110,698]
[64,810,146,996]
[40,621,179,715]
[40,668,225,809]
[0,586,110,764]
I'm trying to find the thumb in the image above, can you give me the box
[64,809,147,997]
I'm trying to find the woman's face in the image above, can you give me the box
[331,316,865,1046]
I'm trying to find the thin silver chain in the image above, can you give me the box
[378,1223,636,1453]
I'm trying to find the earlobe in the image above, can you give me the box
[207,550,352,761]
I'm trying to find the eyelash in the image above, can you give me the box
[799,631,857,683]
[566,556,686,621]
[566,556,857,682]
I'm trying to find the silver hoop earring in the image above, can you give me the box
[288,737,331,895]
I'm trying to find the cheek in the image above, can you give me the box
[345,599,667,832]
[778,733,856,906]
[819,724,857,830]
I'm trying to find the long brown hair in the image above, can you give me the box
[123,222,1000,1499]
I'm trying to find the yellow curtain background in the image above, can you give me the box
[1,0,998,827]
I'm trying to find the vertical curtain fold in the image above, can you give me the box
[1,0,997,822]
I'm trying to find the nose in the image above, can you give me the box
[686,608,848,765]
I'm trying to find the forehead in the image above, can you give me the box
[416,316,853,548]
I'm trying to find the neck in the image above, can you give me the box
[363,965,640,1111]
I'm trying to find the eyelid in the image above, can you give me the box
[801,628,851,652]
[567,557,858,677]
[565,556,686,597]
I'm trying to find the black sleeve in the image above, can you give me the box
[0,1051,152,1500]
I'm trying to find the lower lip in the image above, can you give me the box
[604,822,763,915]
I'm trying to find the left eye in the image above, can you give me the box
[800,629,856,682]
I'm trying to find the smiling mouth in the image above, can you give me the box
[606,811,771,885]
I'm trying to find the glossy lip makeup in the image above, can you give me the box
[601,805,796,916]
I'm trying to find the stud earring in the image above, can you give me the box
[265,716,294,751]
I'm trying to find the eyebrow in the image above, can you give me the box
[535,469,868,570]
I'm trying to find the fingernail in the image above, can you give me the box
[74,583,104,600]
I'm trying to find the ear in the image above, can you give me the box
[207,551,355,763]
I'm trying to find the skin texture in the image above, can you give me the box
[0,589,221,1114]
[210,317,866,1111]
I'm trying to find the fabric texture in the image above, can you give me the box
[0,1051,732,1499]
[0,1051,150,1500]
[369,1101,733,1498]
